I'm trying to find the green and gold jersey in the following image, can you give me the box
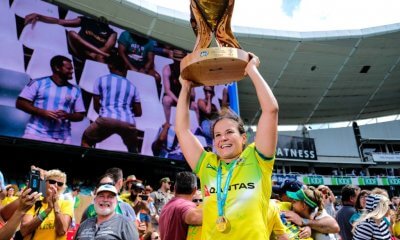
[277,201,313,240]
[195,143,275,240]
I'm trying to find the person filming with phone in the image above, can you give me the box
[20,169,73,240]
[317,185,336,217]
[0,187,41,240]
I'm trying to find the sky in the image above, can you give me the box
[135,0,400,32]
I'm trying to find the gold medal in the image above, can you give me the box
[216,216,230,233]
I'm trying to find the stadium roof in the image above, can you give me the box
[54,0,400,125]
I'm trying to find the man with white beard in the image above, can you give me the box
[74,184,139,240]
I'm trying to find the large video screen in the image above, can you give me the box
[0,0,239,161]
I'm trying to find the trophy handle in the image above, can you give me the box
[215,0,241,49]
[190,0,213,51]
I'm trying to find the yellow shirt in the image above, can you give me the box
[276,201,313,240]
[393,219,400,238]
[24,199,73,240]
[195,143,275,240]
[268,200,286,238]
[1,196,18,206]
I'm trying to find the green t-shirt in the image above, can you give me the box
[118,31,155,69]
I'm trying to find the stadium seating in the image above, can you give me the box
[20,21,69,54]
[11,0,59,18]
[0,69,30,107]
[170,106,199,133]
[126,70,159,103]
[0,105,30,138]
[78,60,109,93]
[140,128,159,156]
[0,39,25,73]
[135,100,166,131]
[26,47,77,84]
[0,4,18,41]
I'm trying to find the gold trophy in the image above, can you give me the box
[180,0,249,86]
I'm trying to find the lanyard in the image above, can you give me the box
[216,159,239,217]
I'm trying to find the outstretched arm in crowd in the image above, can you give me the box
[3,189,41,239]
[283,210,340,234]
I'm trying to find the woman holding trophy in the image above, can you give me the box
[176,52,279,239]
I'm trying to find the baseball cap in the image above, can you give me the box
[286,189,318,208]
[272,179,304,195]
[96,184,118,196]
[132,182,145,191]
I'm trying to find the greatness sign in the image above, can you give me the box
[276,135,317,160]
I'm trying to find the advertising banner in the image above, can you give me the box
[381,177,400,186]
[331,177,352,185]
[276,135,317,160]
[303,175,324,185]
[358,177,378,186]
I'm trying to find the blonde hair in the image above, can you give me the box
[353,194,390,232]
[45,169,67,192]
[371,187,389,198]
[303,186,324,216]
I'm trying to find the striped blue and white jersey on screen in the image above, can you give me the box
[19,76,85,140]
[94,73,140,125]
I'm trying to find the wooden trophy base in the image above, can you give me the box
[180,47,249,86]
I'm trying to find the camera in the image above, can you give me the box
[29,170,46,197]
[139,194,149,201]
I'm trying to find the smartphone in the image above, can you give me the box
[29,170,46,197]
[140,194,149,201]
[29,170,41,193]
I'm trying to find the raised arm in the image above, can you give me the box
[0,189,41,240]
[283,210,340,234]
[175,78,204,170]
[246,53,279,157]
[25,14,81,27]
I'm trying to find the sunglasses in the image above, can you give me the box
[47,179,64,187]
[192,199,203,203]
[152,236,159,240]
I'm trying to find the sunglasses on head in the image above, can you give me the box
[47,179,64,187]
[192,199,203,203]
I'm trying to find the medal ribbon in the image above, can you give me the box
[216,159,239,217]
